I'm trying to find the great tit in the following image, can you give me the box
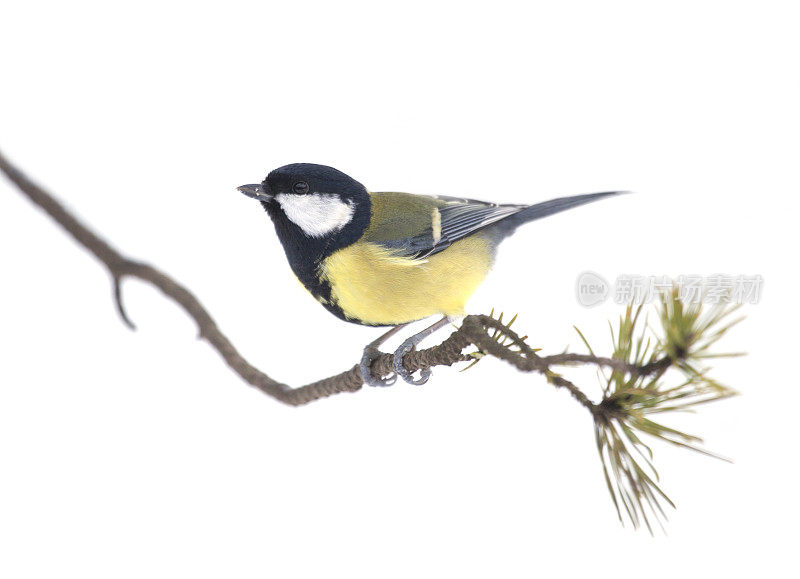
[238,164,624,387]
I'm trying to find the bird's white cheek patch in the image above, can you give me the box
[275,193,355,238]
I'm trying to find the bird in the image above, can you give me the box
[238,163,625,387]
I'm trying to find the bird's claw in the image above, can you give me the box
[393,338,432,385]
[360,345,397,387]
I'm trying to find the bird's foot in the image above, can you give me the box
[360,345,397,387]
[392,337,432,385]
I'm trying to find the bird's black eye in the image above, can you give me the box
[292,181,309,194]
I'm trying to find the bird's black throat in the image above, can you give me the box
[260,197,372,324]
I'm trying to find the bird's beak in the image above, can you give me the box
[237,183,273,202]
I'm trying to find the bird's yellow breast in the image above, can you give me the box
[319,236,493,326]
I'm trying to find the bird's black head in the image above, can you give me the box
[262,163,368,204]
[237,163,372,289]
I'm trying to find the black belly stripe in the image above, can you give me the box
[292,261,381,327]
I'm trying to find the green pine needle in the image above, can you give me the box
[582,287,740,532]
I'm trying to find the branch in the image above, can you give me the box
[0,149,589,406]
[2,149,740,532]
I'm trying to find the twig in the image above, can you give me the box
[0,149,591,406]
[2,149,740,532]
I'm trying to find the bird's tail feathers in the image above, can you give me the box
[492,191,628,239]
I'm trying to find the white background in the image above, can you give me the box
[1,1,797,577]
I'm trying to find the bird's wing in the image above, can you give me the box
[364,192,527,259]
